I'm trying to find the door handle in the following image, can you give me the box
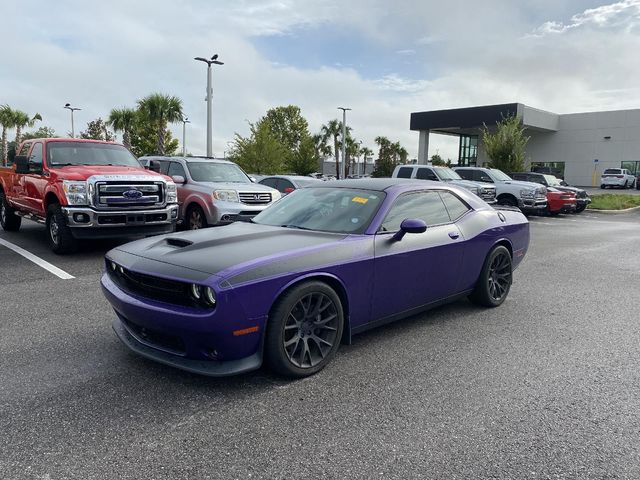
[448,231,460,240]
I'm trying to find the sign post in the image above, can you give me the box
[592,159,599,186]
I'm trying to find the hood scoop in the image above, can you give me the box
[166,238,193,248]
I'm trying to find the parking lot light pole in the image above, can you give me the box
[64,103,81,138]
[194,55,224,158]
[338,107,351,179]
[181,116,190,157]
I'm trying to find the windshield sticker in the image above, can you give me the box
[352,196,369,204]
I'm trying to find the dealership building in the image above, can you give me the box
[410,103,640,186]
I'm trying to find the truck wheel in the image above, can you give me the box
[46,204,78,254]
[497,195,518,207]
[0,190,22,231]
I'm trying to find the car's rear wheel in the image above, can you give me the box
[600,184,605,189]
[0,190,21,231]
[265,281,344,378]
[469,245,512,308]
[575,204,587,213]
[497,195,518,207]
[187,205,207,230]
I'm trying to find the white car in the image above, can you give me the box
[600,168,636,189]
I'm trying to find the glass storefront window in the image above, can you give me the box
[458,135,478,166]
[621,161,640,175]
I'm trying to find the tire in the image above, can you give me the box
[600,184,605,189]
[575,204,586,213]
[469,245,512,308]
[265,281,344,378]
[623,181,628,189]
[497,195,518,207]
[46,203,78,254]
[186,205,207,230]
[0,190,21,232]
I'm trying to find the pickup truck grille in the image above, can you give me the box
[239,192,272,205]
[95,182,164,210]
[479,187,496,202]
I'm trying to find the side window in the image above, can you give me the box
[416,168,438,181]
[19,142,32,156]
[167,162,186,177]
[380,191,451,232]
[279,179,295,193]
[439,191,470,221]
[476,171,494,183]
[396,167,414,178]
[456,169,473,180]
[30,142,43,167]
[158,161,170,175]
[511,173,525,181]
[260,177,278,188]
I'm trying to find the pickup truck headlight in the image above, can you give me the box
[520,189,535,198]
[212,190,239,202]
[271,190,282,202]
[62,180,88,205]
[166,182,177,204]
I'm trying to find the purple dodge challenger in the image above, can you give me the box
[102,178,529,378]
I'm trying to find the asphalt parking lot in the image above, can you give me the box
[2,211,640,479]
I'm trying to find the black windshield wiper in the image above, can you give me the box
[280,224,313,231]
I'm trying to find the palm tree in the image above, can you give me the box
[107,107,137,150]
[345,137,360,177]
[0,105,16,166]
[360,146,374,175]
[312,133,331,173]
[137,93,183,155]
[13,110,42,147]
[321,119,342,179]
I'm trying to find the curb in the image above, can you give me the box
[587,205,640,214]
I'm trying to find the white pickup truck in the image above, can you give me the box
[453,167,547,214]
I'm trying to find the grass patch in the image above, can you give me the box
[588,194,640,210]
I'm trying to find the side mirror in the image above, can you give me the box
[171,175,185,184]
[147,160,161,173]
[393,218,427,241]
[14,155,29,174]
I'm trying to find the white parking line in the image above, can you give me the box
[0,238,75,280]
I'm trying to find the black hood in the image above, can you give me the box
[111,221,347,276]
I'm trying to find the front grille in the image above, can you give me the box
[480,188,496,201]
[238,192,272,205]
[107,261,201,309]
[576,191,587,199]
[122,317,186,355]
[95,182,164,210]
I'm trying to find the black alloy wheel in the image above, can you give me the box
[498,196,518,207]
[265,281,344,378]
[469,245,512,307]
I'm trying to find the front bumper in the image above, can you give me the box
[101,272,264,377]
[63,204,178,238]
[207,201,272,225]
[601,178,626,187]
[519,198,547,212]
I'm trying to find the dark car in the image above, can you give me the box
[102,179,529,378]
[510,172,591,213]
[259,175,323,195]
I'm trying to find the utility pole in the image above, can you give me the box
[64,103,81,138]
[194,54,224,157]
[181,116,190,157]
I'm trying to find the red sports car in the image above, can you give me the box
[546,187,577,215]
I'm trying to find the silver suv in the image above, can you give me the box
[140,156,281,229]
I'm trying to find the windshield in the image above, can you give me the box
[435,168,462,181]
[543,174,562,186]
[47,142,141,168]
[253,187,385,234]
[187,162,251,183]
[489,169,512,181]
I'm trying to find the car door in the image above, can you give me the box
[21,142,48,214]
[372,190,466,320]
[167,161,188,211]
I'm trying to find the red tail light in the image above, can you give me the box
[284,187,295,193]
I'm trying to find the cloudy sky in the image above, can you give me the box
[2,0,640,161]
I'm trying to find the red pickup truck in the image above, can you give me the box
[0,138,178,253]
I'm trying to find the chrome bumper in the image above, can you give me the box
[62,204,179,228]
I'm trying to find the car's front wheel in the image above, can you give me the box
[469,245,512,307]
[186,205,207,230]
[46,204,78,254]
[265,281,344,378]
[575,204,587,213]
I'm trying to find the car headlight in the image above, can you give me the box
[189,284,216,307]
[520,189,535,198]
[62,180,88,205]
[166,182,177,204]
[212,190,239,202]
[471,187,479,195]
[271,190,282,202]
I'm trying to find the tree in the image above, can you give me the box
[481,115,529,172]
[107,108,137,150]
[129,122,179,157]
[79,118,116,141]
[21,126,56,141]
[261,106,310,152]
[227,121,287,174]
[312,133,331,172]
[320,119,343,179]
[344,136,360,177]
[12,110,42,147]
[137,93,183,155]
[430,153,445,166]
[372,137,408,177]
[0,105,16,166]
[360,146,374,175]
[287,135,319,175]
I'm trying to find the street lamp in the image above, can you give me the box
[337,107,351,179]
[181,116,191,157]
[194,54,224,157]
[64,103,81,138]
